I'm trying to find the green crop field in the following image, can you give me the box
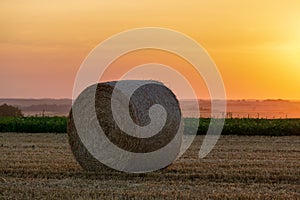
[185,118,300,136]
[0,116,299,136]
[0,117,67,133]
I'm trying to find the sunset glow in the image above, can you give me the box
[1,0,299,99]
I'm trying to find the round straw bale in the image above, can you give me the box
[68,80,182,172]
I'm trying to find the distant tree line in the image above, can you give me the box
[21,104,70,112]
[0,104,23,117]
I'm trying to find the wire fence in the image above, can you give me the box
[182,111,299,119]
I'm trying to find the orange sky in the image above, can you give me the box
[0,0,299,99]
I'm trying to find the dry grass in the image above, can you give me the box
[0,133,299,199]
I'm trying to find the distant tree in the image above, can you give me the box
[0,104,23,117]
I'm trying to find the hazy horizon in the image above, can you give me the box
[1,97,300,119]
[1,97,300,101]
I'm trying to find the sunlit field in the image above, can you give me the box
[0,133,299,199]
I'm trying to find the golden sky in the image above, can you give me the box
[0,0,299,99]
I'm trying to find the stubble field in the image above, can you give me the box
[0,133,299,199]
